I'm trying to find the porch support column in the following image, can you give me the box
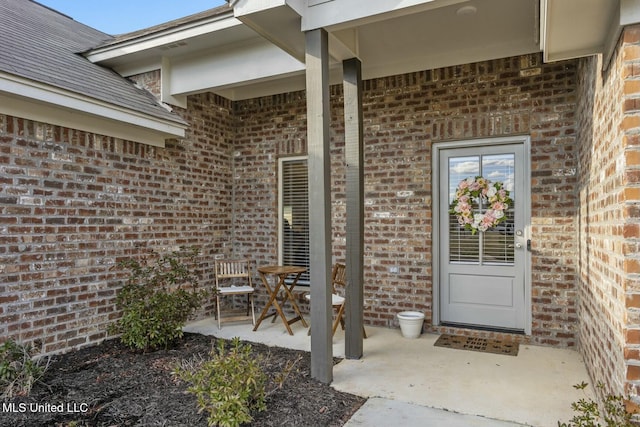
[343,57,364,359]
[305,28,333,384]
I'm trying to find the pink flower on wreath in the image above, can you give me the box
[449,176,513,235]
[469,181,481,192]
[492,201,506,212]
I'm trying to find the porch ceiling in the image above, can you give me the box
[89,0,626,101]
[341,0,541,80]
[237,0,541,81]
[230,0,625,97]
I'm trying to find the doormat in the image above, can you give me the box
[434,334,519,356]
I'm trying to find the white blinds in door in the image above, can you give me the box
[448,154,515,265]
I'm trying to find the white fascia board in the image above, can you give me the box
[541,0,621,63]
[539,0,548,52]
[85,11,239,64]
[168,39,304,96]
[602,0,640,68]
[301,0,468,31]
[363,40,540,81]
[232,0,287,16]
[285,0,307,16]
[215,72,306,100]
[621,0,640,25]
[544,47,604,64]
[0,74,186,147]
[0,93,172,147]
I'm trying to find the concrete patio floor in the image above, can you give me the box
[184,317,593,426]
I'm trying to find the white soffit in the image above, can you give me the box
[86,11,242,66]
[168,38,305,97]
[353,0,539,80]
[301,0,469,31]
[541,0,618,62]
[88,0,541,102]
[233,0,541,81]
[87,6,307,102]
[231,0,470,62]
[87,12,261,84]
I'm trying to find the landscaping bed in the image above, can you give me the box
[1,333,365,426]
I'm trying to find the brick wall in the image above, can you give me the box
[0,92,234,354]
[233,53,580,346]
[129,69,161,99]
[624,25,640,407]
[576,24,640,404]
[0,53,581,355]
[231,92,309,263]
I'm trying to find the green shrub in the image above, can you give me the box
[174,338,268,427]
[0,339,49,398]
[558,382,636,427]
[110,246,205,351]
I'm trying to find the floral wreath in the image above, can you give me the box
[449,176,512,234]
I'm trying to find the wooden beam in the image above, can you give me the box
[343,57,364,359]
[305,28,333,384]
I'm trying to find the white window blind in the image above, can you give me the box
[279,157,310,284]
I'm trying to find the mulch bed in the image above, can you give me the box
[1,333,366,426]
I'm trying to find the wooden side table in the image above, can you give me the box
[253,265,309,335]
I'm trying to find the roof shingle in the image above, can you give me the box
[0,0,186,125]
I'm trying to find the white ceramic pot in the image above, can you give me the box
[397,311,425,339]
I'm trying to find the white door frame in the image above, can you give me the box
[432,136,532,334]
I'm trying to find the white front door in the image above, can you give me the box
[436,138,530,332]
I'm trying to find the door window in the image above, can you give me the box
[448,153,515,265]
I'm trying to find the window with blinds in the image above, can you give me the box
[279,157,310,284]
[448,153,515,265]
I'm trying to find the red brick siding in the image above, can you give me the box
[233,53,579,345]
[0,92,233,354]
[231,92,309,262]
[624,27,640,406]
[128,70,161,99]
[231,92,310,311]
[576,54,625,400]
[575,24,640,404]
[0,54,581,354]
